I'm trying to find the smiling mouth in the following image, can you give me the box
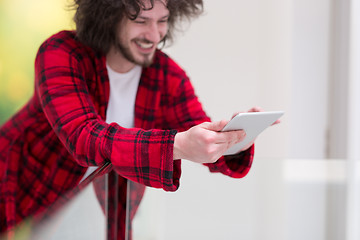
[135,39,154,49]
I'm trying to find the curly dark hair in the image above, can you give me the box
[72,0,203,54]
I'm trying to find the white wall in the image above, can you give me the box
[289,0,331,159]
[346,0,360,239]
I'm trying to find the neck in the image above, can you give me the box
[106,46,135,73]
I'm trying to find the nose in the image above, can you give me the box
[145,22,164,43]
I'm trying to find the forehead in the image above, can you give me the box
[141,0,168,9]
[137,0,169,17]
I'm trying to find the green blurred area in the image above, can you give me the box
[0,0,75,124]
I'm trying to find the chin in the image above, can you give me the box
[136,54,155,67]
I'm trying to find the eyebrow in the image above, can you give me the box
[137,14,170,20]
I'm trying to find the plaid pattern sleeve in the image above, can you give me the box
[34,33,178,191]
[204,145,254,178]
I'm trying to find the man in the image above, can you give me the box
[0,0,258,238]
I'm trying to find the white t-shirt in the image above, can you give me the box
[79,64,142,183]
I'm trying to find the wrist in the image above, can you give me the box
[173,132,184,160]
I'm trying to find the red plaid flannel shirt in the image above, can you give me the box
[0,31,254,236]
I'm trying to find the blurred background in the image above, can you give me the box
[0,0,359,240]
[0,0,74,124]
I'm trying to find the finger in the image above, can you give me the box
[231,111,242,119]
[203,120,229,132]
[272,119,281,125]
[216,130,246,144]
[248,106,263,112]
[219,131,247,155]
[234,130,246,143]
[232,106,264,119]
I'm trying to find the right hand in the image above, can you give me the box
[173,120,246,163]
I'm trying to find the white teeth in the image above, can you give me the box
[136,41,153,49]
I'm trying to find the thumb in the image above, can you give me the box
[203,120,229,132]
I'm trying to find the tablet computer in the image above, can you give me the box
[221,111,284,155]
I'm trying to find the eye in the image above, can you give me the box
[134,20,146,24]
[158,19,168,24]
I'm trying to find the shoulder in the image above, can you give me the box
[143,50,195,96]
[37,30,100,61]
[39,31,79,52]
[151,50,187,78]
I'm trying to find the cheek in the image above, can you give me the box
[120,23,140,42]
[117,28,129,45]
[160,25,168,38]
